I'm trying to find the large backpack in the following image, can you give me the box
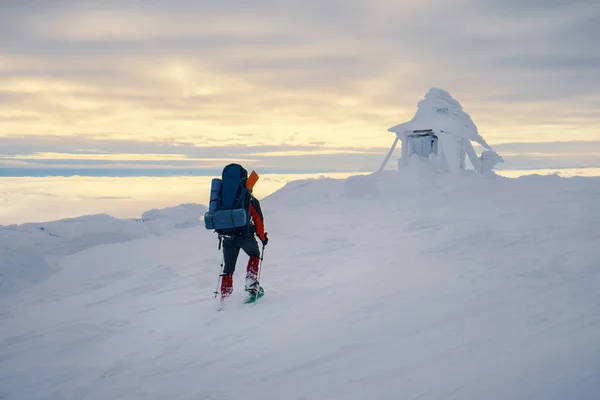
[204,163,252,236]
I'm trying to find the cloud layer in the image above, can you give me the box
[1,0,599,170]
[1,136,598,175]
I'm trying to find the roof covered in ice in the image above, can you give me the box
[388,88,492,150]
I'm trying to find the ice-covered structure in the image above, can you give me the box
[378,88,503,173]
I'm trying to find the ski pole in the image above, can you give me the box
[257,244,265,284]
[214,236,224,298]
[214,254,224,298]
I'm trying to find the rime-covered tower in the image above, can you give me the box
[379,88,503,173]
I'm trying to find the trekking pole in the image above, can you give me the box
[257,243,266,284]
[214,236,224,298]
[214,254,224,298]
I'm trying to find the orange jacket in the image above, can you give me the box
[249,196,266,242]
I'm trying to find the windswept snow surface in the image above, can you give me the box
[0,204,206,296]
[2,170,600,399]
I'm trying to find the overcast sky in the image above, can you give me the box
[1,0,599,173]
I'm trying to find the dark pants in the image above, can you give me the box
[223,235,260,275]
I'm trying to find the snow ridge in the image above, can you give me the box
[0,204,206,296]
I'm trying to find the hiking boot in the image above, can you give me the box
[245,279,263,294]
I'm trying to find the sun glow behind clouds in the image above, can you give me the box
[1,0,600,158]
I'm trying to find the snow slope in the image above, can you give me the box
[0,204,206,296]
[1,170,600,399]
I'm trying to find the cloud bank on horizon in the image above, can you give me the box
[1,0,599,173]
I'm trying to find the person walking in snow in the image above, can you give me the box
[220,190,268,300]
[204,163,268,302]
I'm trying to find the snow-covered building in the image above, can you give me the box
[378,88,503,173]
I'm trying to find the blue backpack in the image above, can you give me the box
[204,163,252,236]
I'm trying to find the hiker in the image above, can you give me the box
[221,190,268,299]
[204,163,268,301]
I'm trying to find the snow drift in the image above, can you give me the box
[0,203,206,296]
[1,172,600,400]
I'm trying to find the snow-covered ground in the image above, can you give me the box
[1,168,600,399]
[0,204,206,296]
